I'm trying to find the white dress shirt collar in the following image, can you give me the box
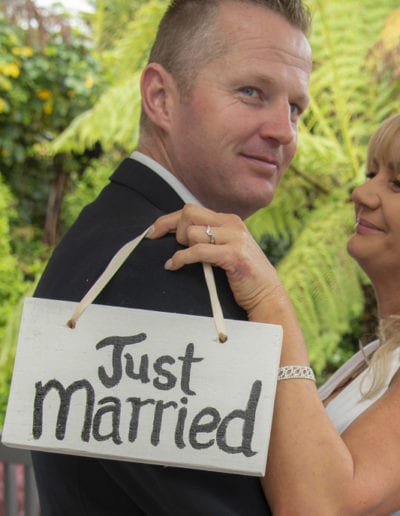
[130,151,201,206]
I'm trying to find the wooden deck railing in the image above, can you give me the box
[0,436,40,516]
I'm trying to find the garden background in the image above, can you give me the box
[1,0,400,427]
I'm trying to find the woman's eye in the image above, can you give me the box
[391,179,400,189]
[289,103,302,122]
[365,171,376,180]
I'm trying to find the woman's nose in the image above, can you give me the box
[351,180,380,209]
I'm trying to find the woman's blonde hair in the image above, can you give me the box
[367,113,400,176]
[362,316,400,398]
[361,114,400,398]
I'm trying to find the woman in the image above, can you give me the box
[148,114,400,515]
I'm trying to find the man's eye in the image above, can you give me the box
[240,87,259,98]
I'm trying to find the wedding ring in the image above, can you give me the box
[206,225,216,244]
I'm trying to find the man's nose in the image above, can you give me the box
[259,102,295,145]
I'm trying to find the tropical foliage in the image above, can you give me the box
[0,0,103,426]
[0,2,103,246]
[0,179,28,424]
[50,0,166,154]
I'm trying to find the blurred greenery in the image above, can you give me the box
[0,9,103,233]
[0,0,105,427]
[0,0,400,427]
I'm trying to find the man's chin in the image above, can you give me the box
[250,188,276,210]
[234,193,275,219]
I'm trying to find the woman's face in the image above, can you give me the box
[347,142,400,286]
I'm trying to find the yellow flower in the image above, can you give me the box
[84,75,94,89]
[2,63,20,78]
[12,46,34,57]
[0,76,11,91]
[43,101,53,115]
[36,89,52,101]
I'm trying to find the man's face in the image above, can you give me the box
[166,2,312,219]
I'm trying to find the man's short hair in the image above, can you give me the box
[140,0,311,126]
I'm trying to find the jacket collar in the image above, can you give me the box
[110,158,185,213]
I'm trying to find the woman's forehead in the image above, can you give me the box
[368,125,400,171]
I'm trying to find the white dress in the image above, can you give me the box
[319,340,400,514]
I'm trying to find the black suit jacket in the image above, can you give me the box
[32,159,271,515]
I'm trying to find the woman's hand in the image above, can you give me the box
[147,204,286,319]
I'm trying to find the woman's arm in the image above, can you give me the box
[148,204,400,515]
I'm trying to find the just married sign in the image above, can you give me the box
[2,297,282,476]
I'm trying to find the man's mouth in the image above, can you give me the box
[240,153,279,172]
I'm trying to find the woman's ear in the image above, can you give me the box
[140,63,177,131]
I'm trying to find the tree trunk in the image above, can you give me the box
[43,155,69,247]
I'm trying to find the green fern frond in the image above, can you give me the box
[277,198,364,374]
[51,72,142,154]
[50,0,168,155]
[101,0,167,77]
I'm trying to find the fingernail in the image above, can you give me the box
[146,225,155,238]
[164,259,172,270]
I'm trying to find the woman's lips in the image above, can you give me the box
[355,218,383,234]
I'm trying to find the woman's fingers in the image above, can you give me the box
[147,204,243,246]
[164,241,234,271]
[146,211,181,239]
[148,204,256,272]
[147,204,282,315]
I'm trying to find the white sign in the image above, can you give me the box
[2,297,282,476]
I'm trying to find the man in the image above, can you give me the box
[32,1,312,514]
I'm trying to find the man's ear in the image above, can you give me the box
[140,63,177,131]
